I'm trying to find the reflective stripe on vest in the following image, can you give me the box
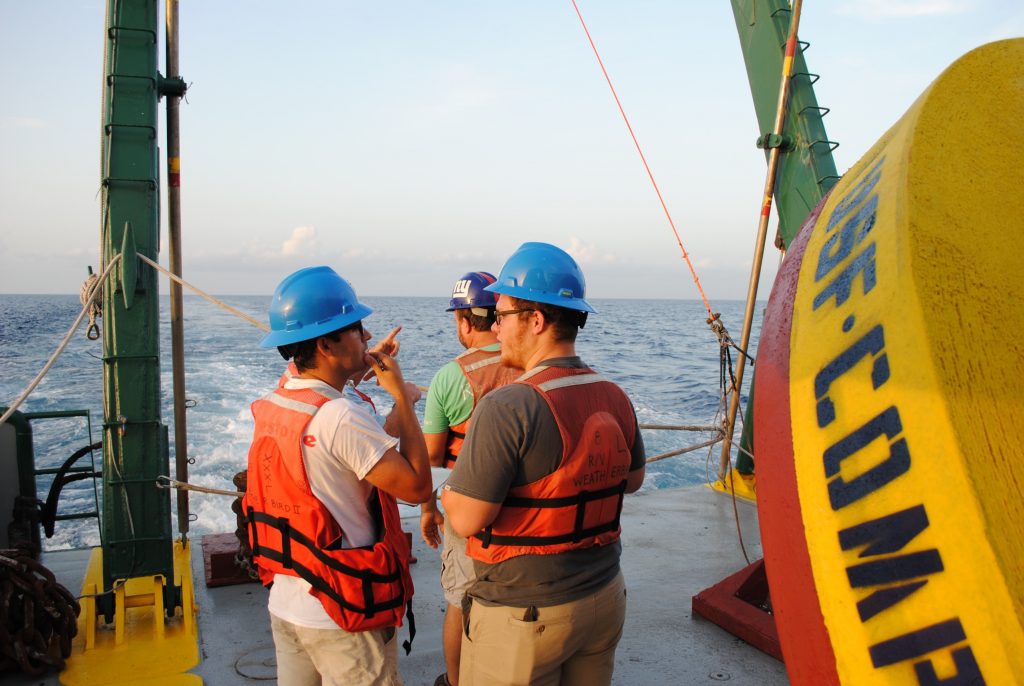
[465,366,636,564]
[243,386,414,637]
[278,362,377,413]
[443,347,521,468]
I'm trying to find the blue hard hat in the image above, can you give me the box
[260,266,373,348]
[447,271,498,312]
[485,242,596,313]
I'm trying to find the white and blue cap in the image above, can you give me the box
[447,271,499,312]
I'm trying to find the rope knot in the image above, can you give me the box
[707,313,734,349]
[79,271,102,340]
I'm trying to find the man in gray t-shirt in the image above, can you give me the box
[442,242,645,686]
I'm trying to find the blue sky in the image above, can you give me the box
[1,1,1020,300]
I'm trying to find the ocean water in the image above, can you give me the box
[0,294,761,550]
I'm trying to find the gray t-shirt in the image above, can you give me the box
[445,357,646,607]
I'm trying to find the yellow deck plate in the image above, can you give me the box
[61,540,200,686]
[708,470,757,504]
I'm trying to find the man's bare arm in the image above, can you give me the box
[424,431,448,468]
[625,465,645,494]
[441,487,501,538]
[363,353,431,503]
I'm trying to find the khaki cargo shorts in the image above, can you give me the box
[440,517,475,607]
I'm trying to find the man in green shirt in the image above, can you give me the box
[420,271,521,686]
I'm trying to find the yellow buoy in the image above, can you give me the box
[755,38,1024,685]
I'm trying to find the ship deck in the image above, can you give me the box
[15,485,788,685]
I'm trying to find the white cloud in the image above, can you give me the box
[983,12,1024,41]
[413,250,493,267]
[566,236,617,264]
[280,226,319,257]
[413,64,501,121]
[0,116,45,130]
[2,244,95,261]
[836,0,972,18]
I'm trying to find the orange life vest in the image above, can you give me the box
[278,362,377,412]
[465,365,636,565]
[443,347,522,467]
[243,385,414,638]
[277,361,299,388]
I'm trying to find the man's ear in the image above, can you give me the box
[315,335,333,358]
[531,308,546,334]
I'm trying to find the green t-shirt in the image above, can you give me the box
[422,343,502,434]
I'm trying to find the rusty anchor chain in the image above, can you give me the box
[230,471,259,582]
[0,549,80,676]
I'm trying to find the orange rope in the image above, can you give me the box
[570,0,713,317]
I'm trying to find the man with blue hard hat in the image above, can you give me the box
[243,266,431,686]
[418,271,522,686]
[442,243,646,686]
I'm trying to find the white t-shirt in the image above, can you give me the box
[267,378,399,629]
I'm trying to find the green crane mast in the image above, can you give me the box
[99,0,184,615]
[731,0,840,245]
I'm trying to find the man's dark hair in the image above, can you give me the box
[455,307,496,332]
[277,320,362,371]
[508,297,586,342]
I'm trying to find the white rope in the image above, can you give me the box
[639,423,719,432]
[136,254,268,332]
[156,475,243,498]
[639,423,724,463]
[138,255,434,397]
[1,254,123,426]
[645,433,724,464]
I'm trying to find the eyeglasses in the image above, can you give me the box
[494,308,535,324]
[339,320,364,335]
